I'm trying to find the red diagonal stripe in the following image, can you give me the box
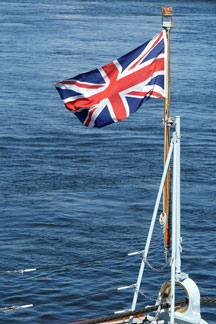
[84,107,97,127]
[128,90,164,98]
[129,32,163,70]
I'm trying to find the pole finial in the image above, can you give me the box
[162,7,172,15]
[162,7,173,29]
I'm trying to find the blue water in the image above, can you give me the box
[1,1,216,323]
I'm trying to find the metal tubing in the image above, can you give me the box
[170,116,181,323]
[175,116,181,275]
[130,138,174,314]
[170,129,178,323]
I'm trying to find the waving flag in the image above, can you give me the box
[55,31,167,128]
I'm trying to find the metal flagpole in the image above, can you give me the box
[162,7,173,252]
[175,116,181,278]
[170,116,181,324]
[170,121,178,323]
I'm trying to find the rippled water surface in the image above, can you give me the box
[1,1,216,323]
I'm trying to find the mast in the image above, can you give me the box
[128,10,175,322]
[129,9,208,324]
[162,7,173,250]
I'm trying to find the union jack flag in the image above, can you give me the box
[55,31,167,128]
